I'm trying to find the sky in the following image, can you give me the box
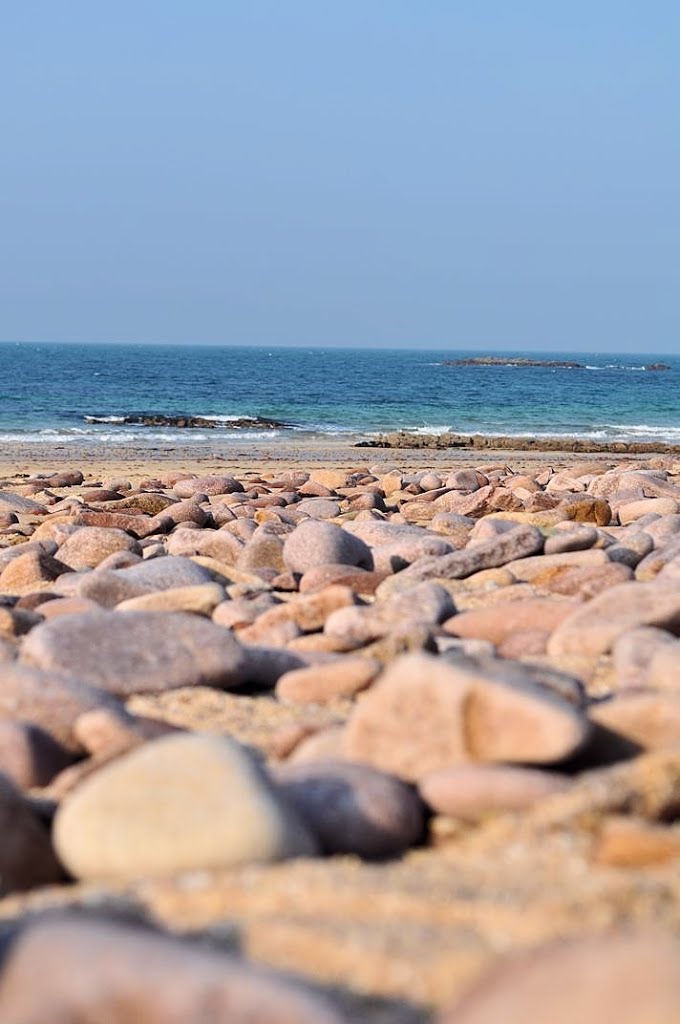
[1,2,678,353]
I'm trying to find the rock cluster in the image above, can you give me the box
[0,456,679,1020]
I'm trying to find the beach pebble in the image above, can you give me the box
[401,524,544,583]
[276,657,380,704]
[0,663,122,751]
[166,526,244,565]
[0,549,71,594]
[308,469,353,490]
[54,733,317,880]
[115,582,225,615]
[619,497,679,524]
[296,497,342,519]
[537,561,633,599]
[0,721,73,789]
[443,599,581,645]
[370,536,456,574]
[299,563,387,595]
[0,606,42,637]
[344,652,590,780]
[0,491,48,514]
[612,627,678,690]
[55,526,141,569]
[547,581,680,667]
[283,519,373,573]
[0,915,345,1024]
[635,535,680,581]
[589,692,680,750]
[173,475,244,497]
[0,773,64,893]
[74,555,214,606]
[648,641,680,691]
[419,764,571,821]
[544,526,598,554]
[237,532,286,573]
[21,611,249,696]
[274,759,425,858]
[438,931,680,1024]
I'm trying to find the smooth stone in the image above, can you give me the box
[21,611,249,696]
[299,563,387,595]
[325,582,454,646]
[283,520,373,573]
[543,526,599,555]
[648,642,680,691]
[115,582,225,615]
[444,599,581,645]
[308,468,353,490]
[547,581,680,666]
[619,496,679,524]
[165,526,244,565]
[438,932,680,1024]
[0,491,47,514]
[400,525,544,583]
[274,759,425,858]
[296,497,342,519]
[54,733,317,881]
[0,915,344,1024]
[0,607,42,637]
[55,526,141,570]
[38,596,105,620]
[173,475,244,497]
[537,561,634,599]
[74,556,214,607]
[73,706,178,756]
[370,537,455,574]
[0,663,122,751]
[276,657,380,703]
[0,636,17,661]
[612,627,678,690]
[0,550,71,594]
[237,532,286,573]
[635,536,680,581]
[0,773,64,893]
[503,548,608,581]
[419,764,571,820]
[589,692,680,750]
[0,720,73,789]
[344,652,590,781]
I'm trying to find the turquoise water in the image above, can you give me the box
[0,343,678,446]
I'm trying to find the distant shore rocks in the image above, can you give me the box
[357,432,680,454]
[441,357,671,371]
[84,413,290,430]
[442,357,586,369]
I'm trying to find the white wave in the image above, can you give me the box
[410,424,454,436]
[0,427,285,444]
[600,423,680,439]
[84,415,127,424]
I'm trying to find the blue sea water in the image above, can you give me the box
[0,343,678,447]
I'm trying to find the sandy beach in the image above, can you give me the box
[0,435,665,485]
[1,445,679,1021]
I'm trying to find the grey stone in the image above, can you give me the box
[21,611,249,696]
[274,759,425,858]
[283,520,373,573]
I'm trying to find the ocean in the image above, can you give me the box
[0,343,678,448]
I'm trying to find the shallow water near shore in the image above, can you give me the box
[0,343,678,448]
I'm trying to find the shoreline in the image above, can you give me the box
[0,434,676,484]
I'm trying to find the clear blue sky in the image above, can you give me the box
[1,2,678,352]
